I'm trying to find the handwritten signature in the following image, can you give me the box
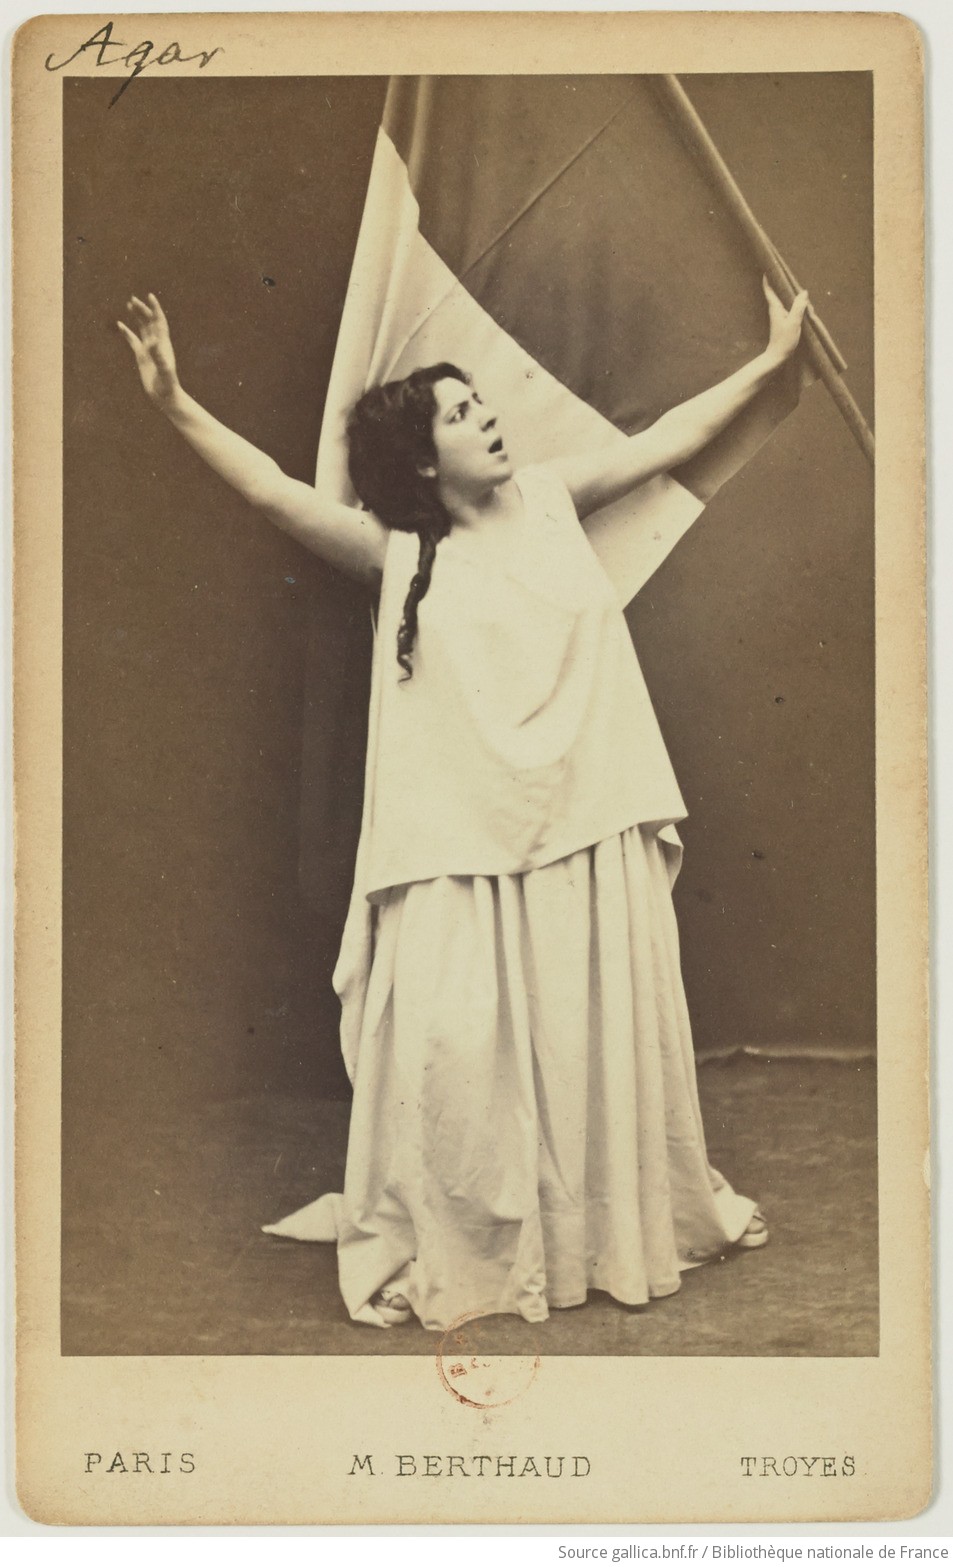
[45,21,222,108]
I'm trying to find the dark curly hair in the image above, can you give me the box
[346,363,469,679]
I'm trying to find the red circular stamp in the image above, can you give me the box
[436,1312,541,1409]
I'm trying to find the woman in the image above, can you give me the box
[119,279,808,1330]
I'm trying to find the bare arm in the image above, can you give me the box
[117,294,387,586]
[549,279,810,519]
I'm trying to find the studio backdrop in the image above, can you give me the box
[62,72,873,1129]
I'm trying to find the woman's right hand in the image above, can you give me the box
[117,293,180,408]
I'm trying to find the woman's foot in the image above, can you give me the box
[371,1282,414,1325]
[735,1209,769,1250]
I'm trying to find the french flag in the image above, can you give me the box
[297,73,866,926]
[314,74,849,605]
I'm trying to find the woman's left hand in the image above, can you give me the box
[763,276,810,365]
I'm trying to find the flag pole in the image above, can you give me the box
[654,74,875,468]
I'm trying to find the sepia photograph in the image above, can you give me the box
[61,64,875,1358]
[12,8,927,1527]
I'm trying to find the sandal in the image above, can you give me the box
[371,1282,413,1326]
[733,1209,771,1247]
[735,1209,769,1250]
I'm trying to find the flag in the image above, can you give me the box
[314,74,839,603]
[300,74,846,908]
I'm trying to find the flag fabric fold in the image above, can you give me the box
[300,74,848,908]
[315,74,841,603]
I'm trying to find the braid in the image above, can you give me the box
[396,527,444,680]
[345,362,469,678]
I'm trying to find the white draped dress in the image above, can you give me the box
[264,466,756,1329]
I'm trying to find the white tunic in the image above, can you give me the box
[360,466,687,900]
[263,466,756,1329]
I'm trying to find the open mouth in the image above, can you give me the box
[489,437,504,455]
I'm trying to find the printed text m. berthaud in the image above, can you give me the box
[349,1454,591,1478]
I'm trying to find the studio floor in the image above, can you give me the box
[61,1057,877,1358]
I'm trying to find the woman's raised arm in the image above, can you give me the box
[548,279,810,519]
[117,294,387,585]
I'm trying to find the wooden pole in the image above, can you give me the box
[654,74,875,467]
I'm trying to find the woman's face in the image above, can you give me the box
[425,377,513,498]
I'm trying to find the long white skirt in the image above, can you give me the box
[265,825,756,1330]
